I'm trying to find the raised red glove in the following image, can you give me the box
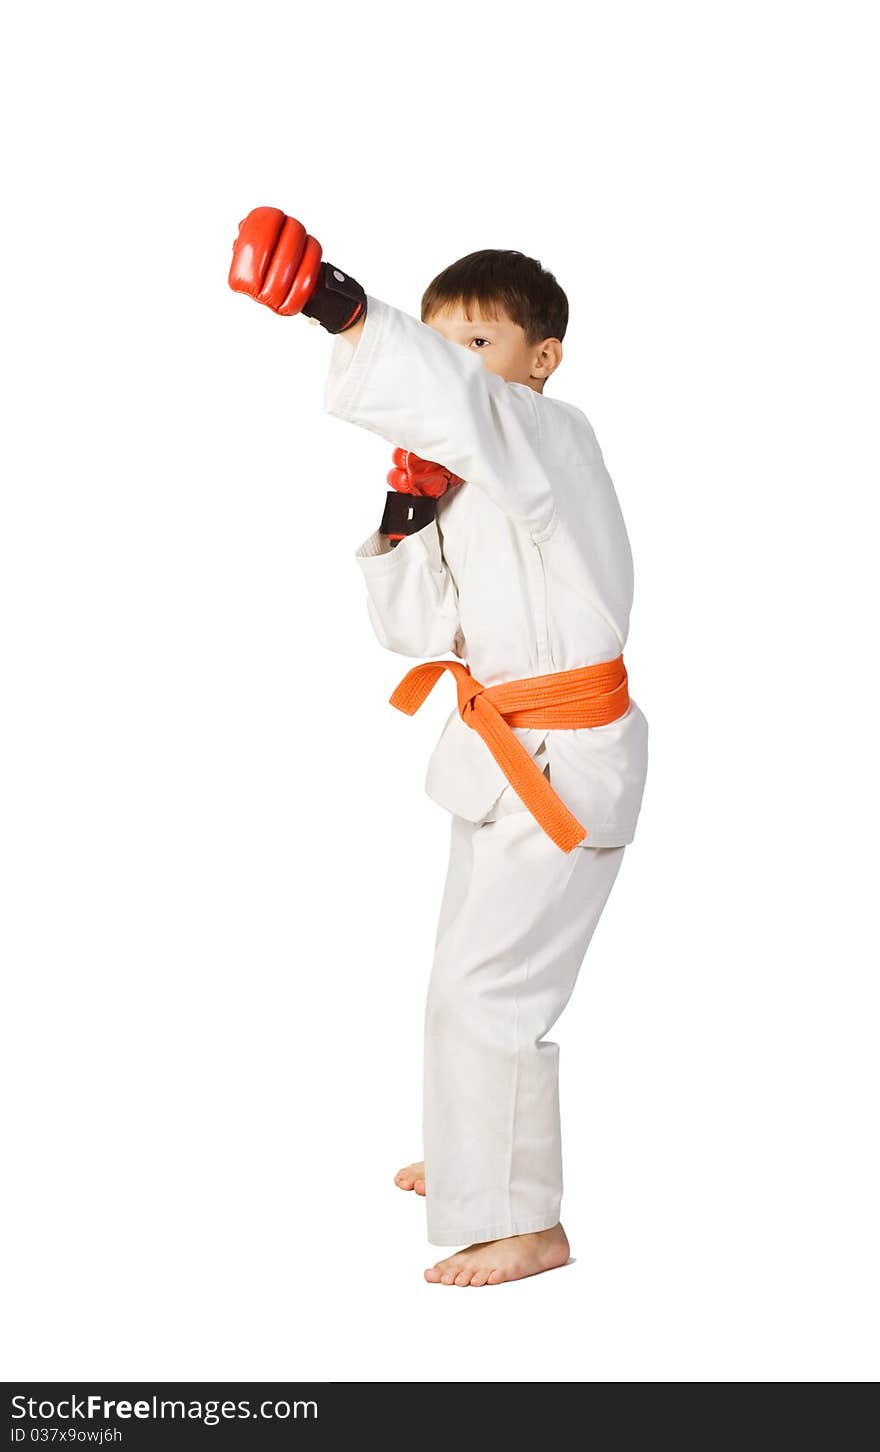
[229,207,323,314]
[386,448,464,499]
[228,207,365,333]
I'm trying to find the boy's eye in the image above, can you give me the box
[470,337,490,349]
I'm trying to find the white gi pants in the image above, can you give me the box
[423,805,625,1246]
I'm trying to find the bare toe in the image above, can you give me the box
[395,1161,426,1193]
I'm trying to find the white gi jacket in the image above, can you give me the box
[323,297,649,848]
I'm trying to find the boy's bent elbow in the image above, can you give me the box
[366,600,462,659]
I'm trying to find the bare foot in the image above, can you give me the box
[424,1223,570,1286]
[394,1160,426,1196]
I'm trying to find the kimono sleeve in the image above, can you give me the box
[324,296,556,536]
[354,518,463,660]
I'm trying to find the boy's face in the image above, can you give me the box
[424,303,562,393]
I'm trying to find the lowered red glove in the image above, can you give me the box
[387,448,464,499]
[228,206,366,334]
[381,448,464,545]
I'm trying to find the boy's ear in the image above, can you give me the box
[531,337,563,381]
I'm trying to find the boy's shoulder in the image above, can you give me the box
[532,390,599,446]
[535,391,587,424]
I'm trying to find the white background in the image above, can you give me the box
[2,0,877,1383]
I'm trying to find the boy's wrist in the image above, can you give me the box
[379,491,437,544]
[301,263,367,335]
[334,308,366,346]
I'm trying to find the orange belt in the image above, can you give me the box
[389,654,630,853]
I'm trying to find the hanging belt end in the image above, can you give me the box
[388,684,419,716]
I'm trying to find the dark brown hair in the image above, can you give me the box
[421,249,568,343]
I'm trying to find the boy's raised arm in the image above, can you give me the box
[323,298,555,536]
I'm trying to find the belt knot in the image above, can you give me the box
[388,655,630,854]
[455,669,484,718]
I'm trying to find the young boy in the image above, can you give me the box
[229,209,649,1286]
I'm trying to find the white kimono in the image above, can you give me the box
[323,297,649,848]
[323,296,648,1245]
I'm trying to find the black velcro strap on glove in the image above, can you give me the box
[380,491,437,539]
[301,261,367,334]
